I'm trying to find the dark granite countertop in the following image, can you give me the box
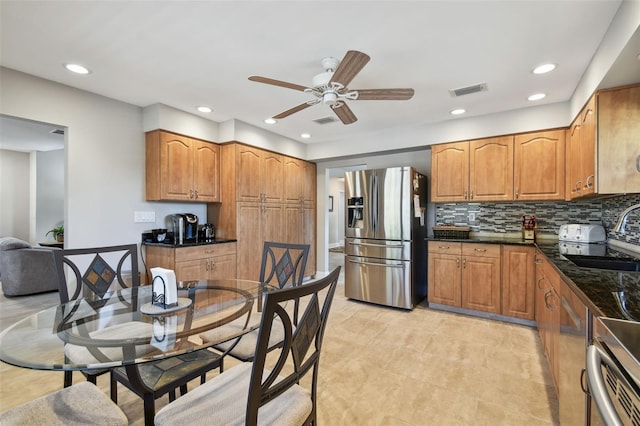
[428,235,640,320]
[143,239,237,248]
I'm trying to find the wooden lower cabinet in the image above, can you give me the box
[428,242,501,315]
[236,202,282,281]
[144,242,237,282]
[535,251,560,391]
[502,246,536,320]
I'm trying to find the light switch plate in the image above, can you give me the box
[134,211,155,223]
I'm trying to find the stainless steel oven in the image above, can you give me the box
[587,317,640,425]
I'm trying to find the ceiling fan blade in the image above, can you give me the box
[329,50,370,87]
[272,101,317,119]
[331,102,357,125]
[354,88,415,100]
[249,76,308,92]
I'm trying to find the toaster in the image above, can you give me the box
[558,224,606,243]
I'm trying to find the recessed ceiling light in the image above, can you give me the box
[450,109,466,115]
[532,63,556,74]
[197,106,212,113]
[528,93,546,101]
[64,63,90,74]
[300,133,311,139]
[264,118,276,124]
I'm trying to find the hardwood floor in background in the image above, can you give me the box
[0,251,559,425]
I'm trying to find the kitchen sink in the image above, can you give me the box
[564,254,640,272]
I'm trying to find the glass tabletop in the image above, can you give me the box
[0,279,277,371]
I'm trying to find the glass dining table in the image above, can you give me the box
[0,279,277,420]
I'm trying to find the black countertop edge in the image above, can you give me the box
[427,235,640,320]
[143,239,237,248]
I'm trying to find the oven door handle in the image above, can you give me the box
[586,344,624,426]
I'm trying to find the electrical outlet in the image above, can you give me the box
[469,212,476,221]
[134,211,155,223]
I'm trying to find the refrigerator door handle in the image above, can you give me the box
[347,258,404,268]
[372,174,378,233]
[368,173,375,233]
[349,241,404,249]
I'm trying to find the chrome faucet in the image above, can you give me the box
[613,203,640,234]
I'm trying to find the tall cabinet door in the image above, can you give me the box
[502,245,535,320]
[262,152,283,203]
[428,253,461,306]
[283,157,304,204]
[236,146,263,202]
[579,96,596,195]
[431,142,469,202]
[514,130,565,201]
[469,136,514,201]
[236,202,262,280]
[193,140,220,202]
[160,133,193,200]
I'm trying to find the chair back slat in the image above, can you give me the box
[246,266,340,425]
[52,244,140,304]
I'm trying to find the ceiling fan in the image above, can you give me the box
[249,50,414,125]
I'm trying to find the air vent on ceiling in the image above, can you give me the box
[449,83,488,97]
[50,129,65,135]
[313,116,338,125]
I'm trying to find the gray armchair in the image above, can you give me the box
[0,237,59,296]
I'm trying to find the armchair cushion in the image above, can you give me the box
[0,237,59,296]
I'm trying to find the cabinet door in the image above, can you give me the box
[501,246,535,320]
[174,258,208,281]
[160,132,194,200]
[236,202,262,280]
[302,161,316,203]
[566,119,581,199]
[514,130,565,201]
[283,157,304,204]
[431,142,469,202]
[262,203,284,245]
[209,254,237,280]
[579,96,596,196]
[262,151,283,203]
[461,254,501,314]
[469,136,514,201]
[303,205,316,278]
[193,140,220,202]
[428,253,461,306]
[597,85,640,194]
[236,146,263,202]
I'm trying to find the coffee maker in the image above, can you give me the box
[171,213,198,244]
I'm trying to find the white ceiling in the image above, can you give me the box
[1,0,638,152]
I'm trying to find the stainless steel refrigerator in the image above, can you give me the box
[344,167,427,309]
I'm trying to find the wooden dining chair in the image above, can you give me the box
[53,244,223,426]
[0,381,128,425]
[154,266,341,426]
[199,241,310,362]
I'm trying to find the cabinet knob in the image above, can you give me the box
[474,248,486,252]
[456,258,460,268]
[438,245,450,250]
[585,175,594,189]
[190,189,194,199]
[470,190,473,200]
[515,189,519,199]
[463,190,468,200]
[194,190,199,199]
[462,259,466,268]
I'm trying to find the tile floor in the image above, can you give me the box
[0,251,559,425]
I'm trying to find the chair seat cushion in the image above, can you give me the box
[0,381,128,425]
[200,318,285,361]
[154,362,312,426]
[64,321,154,366]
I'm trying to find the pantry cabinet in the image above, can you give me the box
[514,129,565,201]
[427,242,501,314]
[145,130,220,202]
[214,142,316,281]
[502,245,536,320]
[144,242,237,282]
[431,136,514,203]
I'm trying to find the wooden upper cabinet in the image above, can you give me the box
[283,156,317,204]
[236,145,283,203]
[469,136,514,201]
[514,129,565,201]
[146,130,220,202]
[431,142,469,202]
[579,96,596,196]
[597,85,640,194]
[566,118,582,199]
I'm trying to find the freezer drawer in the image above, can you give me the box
[345,238,411,261]
[345,255,412,309]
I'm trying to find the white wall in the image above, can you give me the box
[327,177,344,247]
[0,68,208,254]
[36,149,64,243]
[0,149,30,241]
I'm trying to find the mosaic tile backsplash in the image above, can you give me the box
[435,193,640,245]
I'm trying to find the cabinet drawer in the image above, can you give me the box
[174,242,237,262]
[462,243,500,257]
[428,241,462,255]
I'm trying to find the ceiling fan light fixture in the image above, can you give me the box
[323,92,338,105]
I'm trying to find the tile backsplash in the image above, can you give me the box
[434,193,640,245]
